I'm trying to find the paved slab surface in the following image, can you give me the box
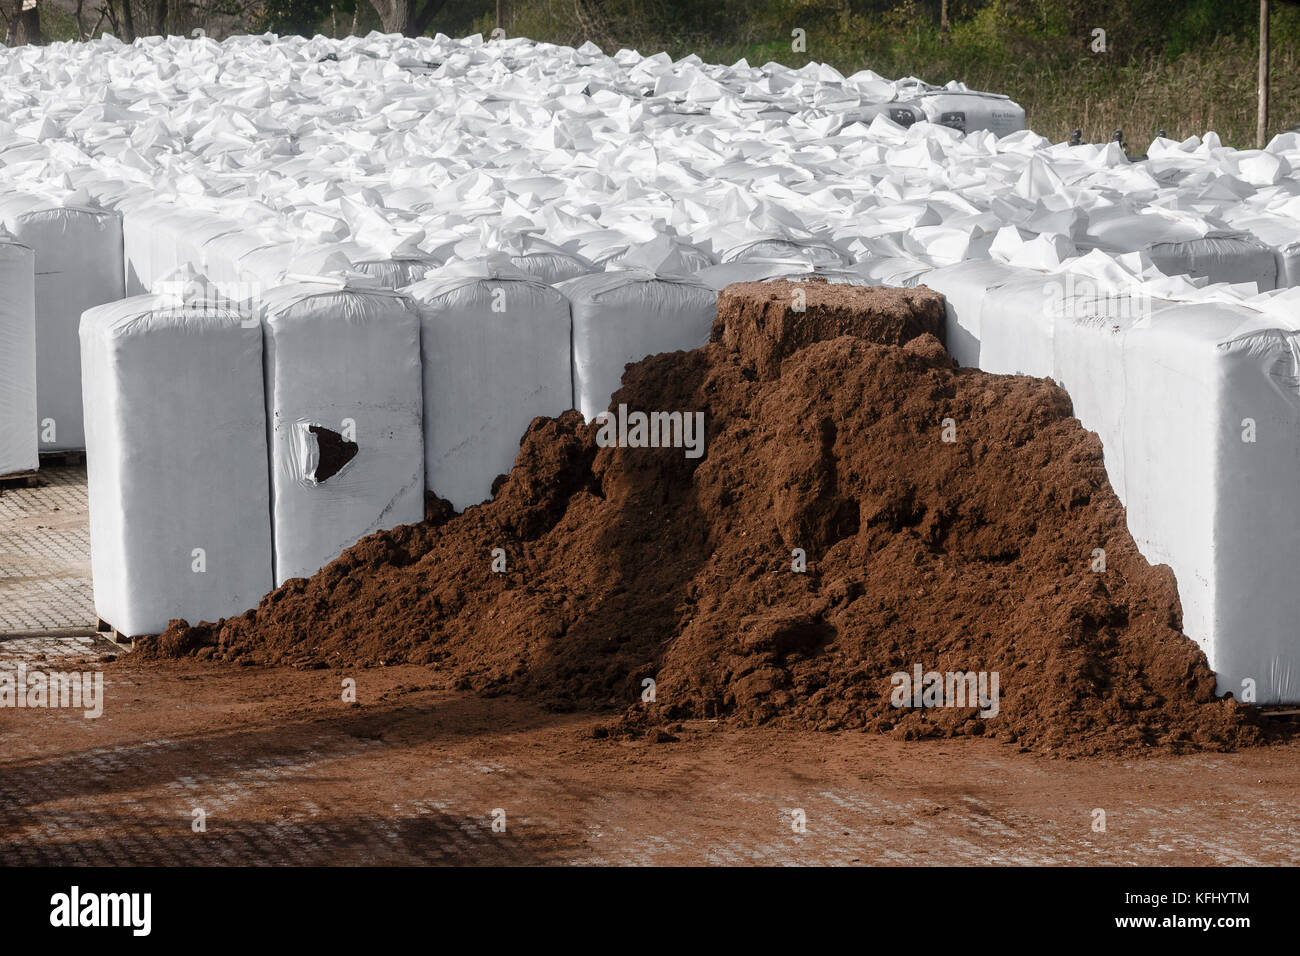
[1,659,1296,866]
[0,465,95,636]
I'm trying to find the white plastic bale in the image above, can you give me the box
[78,292,273,637]
[722,236,850,268]
[406,259,572,511]
[1083,214,1277,292]
[0,234,37,476]
[917,90,1026,136]
[848,256,933,288]
[507,244,595,284]
[913,259,1024,368]
[836,101,924,129]
[972,270,1300,702]
[0,192,125,451]
[606,241,715,274]
[1221,210,1300,287]
[977,269,1180,502]
[695,261,825,293]
[353,255,440,289]
[120,205,241,295]
[1146,234,1277,292]
[559,270,717,421]
[260,280,425,585]
[1119,305,1300,703]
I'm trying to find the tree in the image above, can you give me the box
[7,0,42,44]
[116,0,136,40]
[367,0,446,36]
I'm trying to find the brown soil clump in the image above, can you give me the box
[148,280,1272,756]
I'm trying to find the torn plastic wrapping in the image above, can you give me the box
[259,279,424,585]
[0,232,36,476]
[78,282,273,637]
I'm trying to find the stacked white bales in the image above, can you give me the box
[0,189,124,451]
[937,251,1300,704]
[0,231,36,476]
[560,245,717,421]
[1081,209,1277,292]
[406,254,572,511]
[259,277,425,585]
[79,277,273,637]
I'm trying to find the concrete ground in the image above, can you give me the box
[2,655,1298,866]
[2,466,1297,866]
[0,464,95,636]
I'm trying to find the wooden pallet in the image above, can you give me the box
[0,470,40,489]
[96,618,138,648]
[39,449,86,468]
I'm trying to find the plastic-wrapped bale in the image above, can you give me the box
[1118,302,1300,704]
[78,285,273,637]
[201,229,294,287]
[848,256,934,288]
[352,253,441,289]
[974,265,1177,497]
[916,90,1026,136]
[260,278,424,585]
[1083,213,1277,292]
[457,231,595,285]
[835,101,924,129]
[976,270,1300,703]
[915,259,1023,367]
[605,238,716,274]
[0,191,124,452]
[120,202,244,296]
[721,235,851,269]
[559,258,717,421]
[1221,209,1300,287]
[0,233,36,477]
[406,255,572,511]
[504,236,594,284]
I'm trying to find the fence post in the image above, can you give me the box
[1259,0,1270,149]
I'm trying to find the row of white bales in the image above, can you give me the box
[1,32,1300,702]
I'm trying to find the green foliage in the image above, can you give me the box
[492,0,1300,146]
[23,0,1299,148]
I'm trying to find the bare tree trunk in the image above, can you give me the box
[14,0,41,45]
[368,0,443,37]
[74,0,87,39]
[410,0,444,35]
[148,0,165,36]
[940,0,949,45]
[368,0,410,34]
[117,0,135,40]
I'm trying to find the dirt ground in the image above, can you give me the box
[2,653,1297,865]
